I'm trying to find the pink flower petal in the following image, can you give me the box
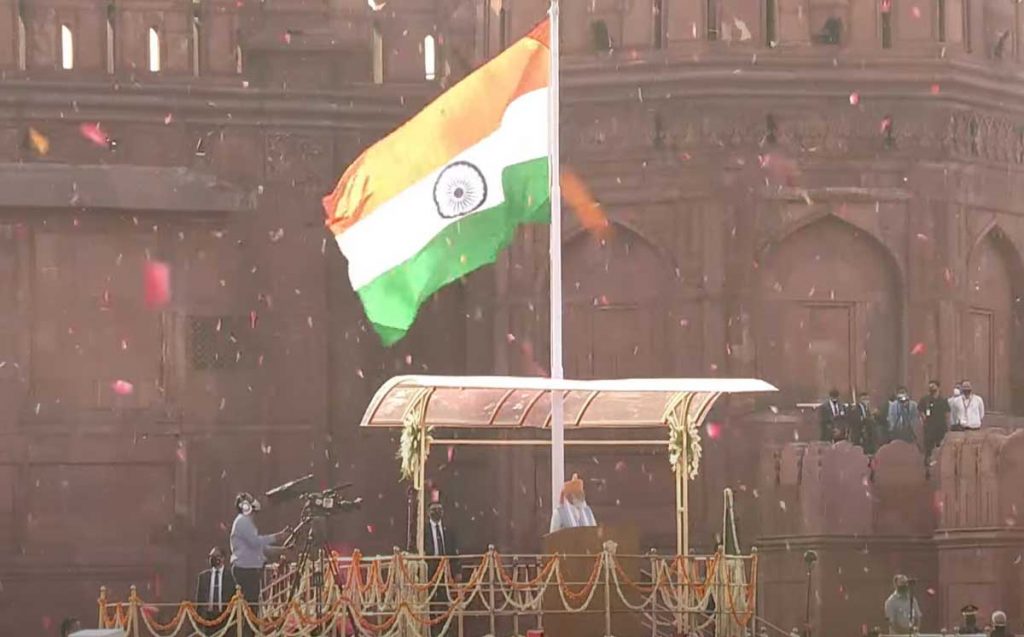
[910,342,926,356]
[143,260,172,309]
[849,92,860,106]
[111,380,134,395]
[79,122,110,147]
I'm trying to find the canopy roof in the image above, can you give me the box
[360,375,777,430]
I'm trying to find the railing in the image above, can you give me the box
[98,544,756,637]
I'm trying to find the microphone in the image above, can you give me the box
[265,474,315,503]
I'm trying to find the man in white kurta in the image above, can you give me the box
[550,473,597,533]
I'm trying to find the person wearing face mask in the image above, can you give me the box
[883,574,921,634]
[424,497,461,577]
[948,382,965,431]
[424,496,461,637]
[229,492,289,619]
[195,546,236,632]
[887,387,919,444]
[919,380,951,463]
[958,380,985,431]
[818,388,848,442]
[849,392,881,452]
[550,473,597,533]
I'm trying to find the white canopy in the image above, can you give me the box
[360,375,777,430]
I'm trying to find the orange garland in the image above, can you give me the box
[722,554,758,627]
[96,549,756,635]
[554,554,604,604]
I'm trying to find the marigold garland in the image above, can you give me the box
[97,548,757,636]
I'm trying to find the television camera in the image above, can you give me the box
[264,475,364,623]
[263,475,363,547]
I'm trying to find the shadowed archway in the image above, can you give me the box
[965,225,1024,414]
[756,214,903,406]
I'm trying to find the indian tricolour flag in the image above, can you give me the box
[322,21,551,345]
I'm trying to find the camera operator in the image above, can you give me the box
[229,492,289,614]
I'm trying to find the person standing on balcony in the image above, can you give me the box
[919,380,951,463]
[958,380,986,430]
[949,382,965,431]
[229,492,289,619]
[195,546,236,633]
[818,389,848,442]
[425,496,461,578]
[884,574,921,634]
[550,473,597,532]
[887,387,918,444]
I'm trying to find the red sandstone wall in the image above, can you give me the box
[3,0,1024,633]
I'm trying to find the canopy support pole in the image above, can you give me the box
[418,428,429,556]
[404,387,432,557]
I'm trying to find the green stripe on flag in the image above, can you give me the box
[355,157,550,346]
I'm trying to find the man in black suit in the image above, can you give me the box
[818,388,848,442]
[195,546,236,633]
[425,498,461,636]
[425,500,461,577]
[848,391,881,451]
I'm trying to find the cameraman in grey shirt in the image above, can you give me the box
[229,492,289,614]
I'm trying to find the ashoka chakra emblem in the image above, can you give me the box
[433,161,487,219]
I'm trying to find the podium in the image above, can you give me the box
[541,525,645,637]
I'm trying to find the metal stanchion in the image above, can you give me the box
[604,552,612,637]
[488,547,497,637]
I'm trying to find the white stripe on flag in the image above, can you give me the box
[337,88,548,290]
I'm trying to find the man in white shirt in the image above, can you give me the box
[948,383,965,430]
[195,546,236,632]
[958,380,985,430]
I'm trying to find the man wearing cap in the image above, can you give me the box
[550,473,597,533]
[957,604,982,634]
[884,574,921,634]
[992,610,1013,637]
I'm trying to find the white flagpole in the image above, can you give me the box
[548,0,566,516]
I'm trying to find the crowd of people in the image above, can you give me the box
[818,380,985,460]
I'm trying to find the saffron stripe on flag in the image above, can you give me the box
[322,23,549,235]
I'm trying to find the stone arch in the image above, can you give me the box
[561,222,681,378]
[755,214,903,406]
[964,224,1024,413]
[758,208,906,281]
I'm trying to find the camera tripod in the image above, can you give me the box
[283,515,343,635]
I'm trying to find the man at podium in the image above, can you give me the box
[549,473,597,532]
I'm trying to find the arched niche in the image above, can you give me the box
[756,215,902,406]
[561,224,681,378]
[964,225,1024,414]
